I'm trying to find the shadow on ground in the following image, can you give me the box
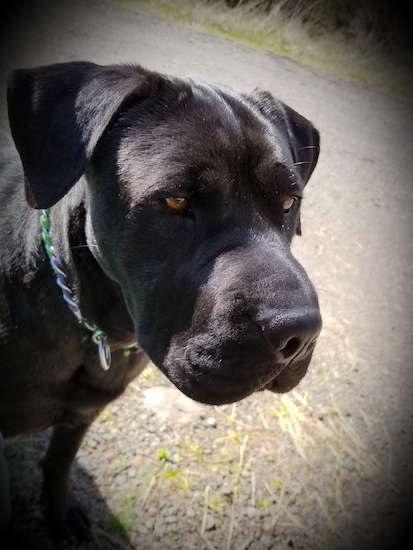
[5,432,130,550]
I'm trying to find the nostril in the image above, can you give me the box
[279,336,301,359]
[257,308,322,362]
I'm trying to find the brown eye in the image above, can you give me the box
[164,197,190,212]
[283,196,296,213]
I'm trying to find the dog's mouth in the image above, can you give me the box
[259,356,311,394]
[163,346,315,406]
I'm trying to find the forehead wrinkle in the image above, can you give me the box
[120,160,190,204]
[181,88,295,203]
[116,80,296,206]
[190,83,244,144]
[213,88,292,178]
[117,135,189,202]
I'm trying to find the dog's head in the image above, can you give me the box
[7,62,321,405]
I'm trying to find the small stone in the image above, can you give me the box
[263,518,273,532]
[164,515,178,524]
[135,524,148,535]
[147,506,158,517]
[205,515,215,531]
[130,455,146,467]
[206,417,216,426]
[186,507,196,518]
[259,534,274,549]
[245,506,257,519]
[221,484,233,496]
[115,474,127,486]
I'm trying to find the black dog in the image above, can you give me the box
[0,61,321,543]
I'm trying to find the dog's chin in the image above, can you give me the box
[260,373,305,394]
[160,366,254,405]
[260,357,311,394]
[160,354,313,406]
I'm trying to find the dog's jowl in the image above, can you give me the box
[0,62,321,542]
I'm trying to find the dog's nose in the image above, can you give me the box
[258,308,322,362]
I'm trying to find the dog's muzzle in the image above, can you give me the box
[163,304,321,405]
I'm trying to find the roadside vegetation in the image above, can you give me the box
[111,0,413,98]
[91,364,397,549]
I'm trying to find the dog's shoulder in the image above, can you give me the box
[0,129,40,266]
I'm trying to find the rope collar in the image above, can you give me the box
[40,208,139,370]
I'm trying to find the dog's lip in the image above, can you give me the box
[260,353,314,394]
[167,343,317,404]
[174,376,256,405]
[260,376,293,394]
[168,362,287,405]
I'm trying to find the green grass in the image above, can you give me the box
[104,511,134,534]
[93,381,398,548]
[156,446,171,461]
[104,490,137,536]
[109,0,413,99]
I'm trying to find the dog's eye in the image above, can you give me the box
[164,197,190,213]
[283,196,296,213]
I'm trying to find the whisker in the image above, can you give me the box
[314,287,338,297]
[168,392,182,407]
[296,145,319,151]
[284,159,318,172]
[293,160,317,167]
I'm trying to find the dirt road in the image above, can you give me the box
[1,1,413,549]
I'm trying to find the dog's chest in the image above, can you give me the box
[0,335,146,438]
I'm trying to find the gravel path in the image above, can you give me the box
[1,1,413,549]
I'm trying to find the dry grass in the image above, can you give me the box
[102,363,398,548]
[6,354,398,548]
[110,0,413,98]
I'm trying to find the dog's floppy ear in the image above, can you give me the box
[279,103,319,236]
[279,102,320,188]
[248,89,320,184]
[246,90,320,235]
[7,61,155,209]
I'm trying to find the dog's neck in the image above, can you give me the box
[45,190,137,352]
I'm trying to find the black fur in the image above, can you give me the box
[0,62,321,542]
